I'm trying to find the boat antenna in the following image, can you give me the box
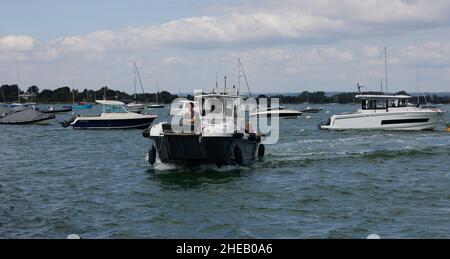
[239,58,253,97]
[215,72,218,89]
[380,78,383,93]
[384,47,388,93]
[224,76,227,91]
[357,83,365,94]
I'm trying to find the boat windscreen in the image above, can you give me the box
[104,105,128,113]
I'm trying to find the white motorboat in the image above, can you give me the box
[319,94,444,130]
[62,100,158,129]
[169,100,199,116]
[250,107,303,119]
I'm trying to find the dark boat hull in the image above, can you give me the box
[150,134,261,166]
[0,109,55,125]
[72,117,156,129]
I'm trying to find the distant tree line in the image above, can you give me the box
[0,84,179,104]
[1,85,449,104]
[262,91,450,104]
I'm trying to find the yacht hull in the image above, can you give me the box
[320,111,443,130]
[71,117,156,129]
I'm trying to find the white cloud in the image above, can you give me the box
[0,35,36,52]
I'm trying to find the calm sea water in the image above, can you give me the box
[1,104,449,239]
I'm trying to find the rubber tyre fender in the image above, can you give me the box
[148,145,157,165]
[234,146,243,165]
[257,144,265,161]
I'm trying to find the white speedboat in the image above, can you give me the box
[250,107,303,119]
[169,100,199,116]
[62,100,157,129]
[319,94,444,130]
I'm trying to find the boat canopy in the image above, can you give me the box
[95,100,125,106]
[356,95,412,99]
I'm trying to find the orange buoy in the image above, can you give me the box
[446,124,450,132]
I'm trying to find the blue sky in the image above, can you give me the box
[1,0,450,93]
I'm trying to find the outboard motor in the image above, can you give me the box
[60,115,78,128]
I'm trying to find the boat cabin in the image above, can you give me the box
[194,90,244,133]
[356,95,412,110]
[96,100,129,113]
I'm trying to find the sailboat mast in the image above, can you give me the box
[155,79,160,104]
[133,62,137,101]
[384,47,388,93]
[134,63,145,102]
[416,69,420,105]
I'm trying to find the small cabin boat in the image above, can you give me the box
[62,100,157,129]
[144,89,265,166]
[319,94,444,130]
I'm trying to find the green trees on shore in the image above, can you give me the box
[1,84,449,104]
[0,85,179,104]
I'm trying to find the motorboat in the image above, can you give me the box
[62,100,157,129]
[147,104,165,109]
[170,100,199,116]
[250,107,303,119]
[300,106,323,113]
[126,102,146,113]
[144,89,265,166]
[71,102,93,109]
[319,94,444,130]
[0,107,55,125]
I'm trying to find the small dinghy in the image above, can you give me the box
[0,108,55,125]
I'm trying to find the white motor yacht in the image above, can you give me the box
[319,94,444,130]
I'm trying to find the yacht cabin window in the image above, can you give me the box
[362,98,408,110]
[104,105,128,113]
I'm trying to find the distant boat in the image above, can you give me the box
[147,104,165,109]
[300,106,323,113]
[62,100,158,129]
[250,108,303,119]
[71,102,93,109]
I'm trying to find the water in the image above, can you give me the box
[1,104,449,238]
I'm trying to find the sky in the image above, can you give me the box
[1,0,450,94]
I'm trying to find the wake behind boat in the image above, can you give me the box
[319,94,444,130]
[62,100,157,129]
